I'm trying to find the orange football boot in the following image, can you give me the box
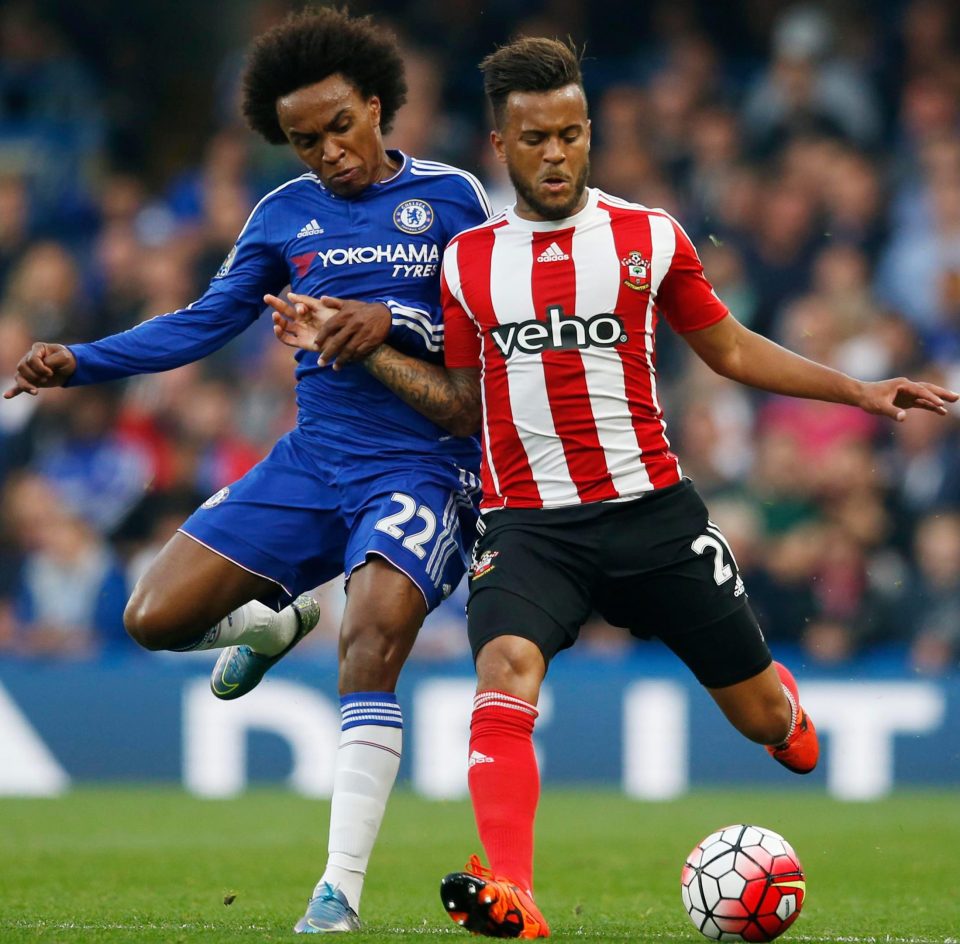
[440,855,550,938]
[766,661,819,774]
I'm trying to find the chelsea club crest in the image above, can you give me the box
[393,199,434,234]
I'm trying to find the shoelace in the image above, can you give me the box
[465,854,495,881]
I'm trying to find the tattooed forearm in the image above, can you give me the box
[364,346,481,436]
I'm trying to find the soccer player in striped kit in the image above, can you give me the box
[3,9,489,934]
[269,37,958,938]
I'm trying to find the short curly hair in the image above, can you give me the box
[242,7,408,144]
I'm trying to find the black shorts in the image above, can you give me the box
[466,479,771,688]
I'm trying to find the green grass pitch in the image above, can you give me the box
[1,788,958,942]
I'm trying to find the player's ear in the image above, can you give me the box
[368,95,382,128]
[585,118,592,149]
[491,129,506,164]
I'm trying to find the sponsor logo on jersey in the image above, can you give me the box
[296,219,324,238]
[215,245,237,279]
[393,199,434,234]
[621,250,650,291]
[315,243,440,267]
[536,241,569,263]
[489,305,628,357]
[470,549,499,580]
[201,486,230,508]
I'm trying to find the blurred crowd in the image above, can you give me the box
[1,0,959,674]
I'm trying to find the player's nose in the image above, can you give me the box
[322,140,346,163]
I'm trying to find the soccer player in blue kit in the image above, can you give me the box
[3,9,489,934]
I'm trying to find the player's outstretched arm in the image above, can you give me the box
[684,314,958,421]
[3,343,77,399]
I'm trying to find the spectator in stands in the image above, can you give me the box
[0,174,32,287]
[0,472,128,657]
[905,511,960,674]
[2,241,89,341]
[0,4,104,224]
[742,4,881,154]
[31,385,153,534]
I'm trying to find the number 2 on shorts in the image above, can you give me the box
[691,528,734,586]
[374,492,437,559]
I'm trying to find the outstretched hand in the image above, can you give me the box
[3,342,77,399]
[268,292,334,352]
[267,292,391,369]
[859,377,959,422]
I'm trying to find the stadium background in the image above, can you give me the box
[1,0,960,799]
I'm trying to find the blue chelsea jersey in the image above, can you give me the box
[68,151,491,461]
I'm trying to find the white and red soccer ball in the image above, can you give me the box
[681,824,806,941]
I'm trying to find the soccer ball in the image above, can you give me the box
[681,824,806,942]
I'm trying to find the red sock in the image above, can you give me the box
[467,690,540,894]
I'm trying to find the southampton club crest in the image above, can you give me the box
[469,549,499,580]
[393,199,434,234]
[621,250,650,292]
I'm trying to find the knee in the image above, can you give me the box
[475,636,545,701]
[123,587,184,651]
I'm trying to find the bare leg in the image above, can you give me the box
[337,556,427,693]
[124,532,276,650]
[474,635,547,702]
[707,662,792,745]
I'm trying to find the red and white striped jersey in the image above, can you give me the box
[442,187,729,511]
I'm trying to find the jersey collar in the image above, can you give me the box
[505,187,599,231]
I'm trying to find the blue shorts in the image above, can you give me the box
[179,428,481,612]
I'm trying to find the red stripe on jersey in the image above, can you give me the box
[603,201,682,489]
[529,229,618,503]
[462,225,541,508]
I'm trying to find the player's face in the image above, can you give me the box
[493,84,591,221]
[277,74,390,197]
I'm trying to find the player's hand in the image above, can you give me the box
[3,342,77,399]
[857,377,958,421]
[267,292,336,351]
[310,297,391,370]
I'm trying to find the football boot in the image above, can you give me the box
[441,854,550,938]
[766,661,819,774]
[294,882,361,933]
[210,593,321,700]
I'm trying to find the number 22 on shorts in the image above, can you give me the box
[374,492,437,559]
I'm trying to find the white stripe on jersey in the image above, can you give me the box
[445,242,502,498]
[385,300,443,350]
[645,213,678,448]
[491,227,577,506]
[574,205,652,496]
[390,316,442,351]
[409,160,492,216]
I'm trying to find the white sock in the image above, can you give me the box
[316,692,403,913]
[189,600,300,654]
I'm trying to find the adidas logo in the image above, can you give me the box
[296,219,324,238]
[536,241,569,263]
[468,749,494,768]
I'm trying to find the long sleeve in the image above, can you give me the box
[67,288,263,385]
[67,201,288,385]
